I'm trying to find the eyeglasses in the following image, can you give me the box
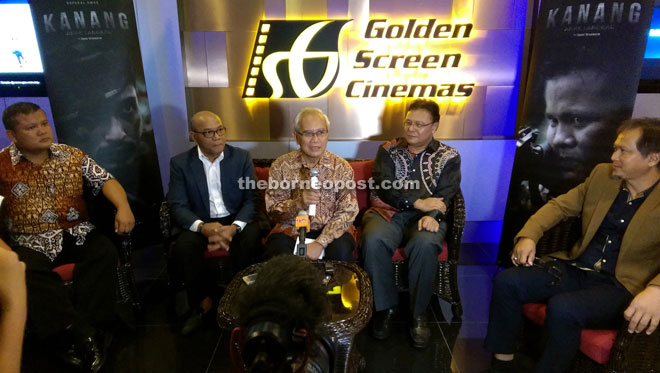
[192,127,226,138]
[403,119,435,130]
[296,129,328,139]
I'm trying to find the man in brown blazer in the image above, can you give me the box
[485,118,660,373]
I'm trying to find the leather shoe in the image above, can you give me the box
[409,315,431,349]
[80,334,105,372]
[55,342,84,369]
[371,307,396,340]
[181,309,205,336]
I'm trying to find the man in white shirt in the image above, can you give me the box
[168,111,265,335]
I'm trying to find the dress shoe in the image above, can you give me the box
[409,315,431,349]
[80,334,105,372]
[55,342,84,369]
[181,309,205,335]
[371,307,396,340]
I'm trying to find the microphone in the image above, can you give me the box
[308,168,320,216]
[295,210,310,257]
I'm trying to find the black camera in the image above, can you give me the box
[230,256,335,373]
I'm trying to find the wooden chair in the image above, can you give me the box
[522,217,660,372]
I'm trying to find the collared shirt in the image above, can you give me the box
[368,138,461,222]
[265,149,358,248]
[0,143,112,260]
[575,181,659,275]
[189,148,246,232]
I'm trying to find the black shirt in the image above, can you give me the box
[576,180,659,275]
[372,138,461,221]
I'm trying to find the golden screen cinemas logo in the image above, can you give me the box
[243,20,350,98]
[243,19,475,99]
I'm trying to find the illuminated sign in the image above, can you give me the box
[243,18,476,99]
[243,20,349,98]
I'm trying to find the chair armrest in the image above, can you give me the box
[535,216,581,257]
[159,200,172,241]
[445,189,466,262]
[607,322,660,372]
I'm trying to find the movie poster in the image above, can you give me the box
[29,0,163,244]
[498,0,654,264]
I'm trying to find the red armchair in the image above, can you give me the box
[522,217,660,372]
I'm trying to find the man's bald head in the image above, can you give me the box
[189,110,226,161]
[191,111,223,132]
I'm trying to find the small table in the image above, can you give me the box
[217,260,373,373]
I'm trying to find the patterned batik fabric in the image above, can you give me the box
[265,149,358,248]
[0,143,113,260]
[368,138,461,222]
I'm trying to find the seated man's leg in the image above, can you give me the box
[12,245,76,340]
[484,261,582,358]
[402,220,447,317]
[230,220,265,272]
[169,231,211,313]
[538,275,633,373]
[15,241,107,370]
[323,232,355,262]
[265,232,296,258]
[359,213,403,312]
[63,230,118,328]
[401,220,446,349]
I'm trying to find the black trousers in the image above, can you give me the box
[265,230,356,262]
[169,217,264,308]
[484,261,632,373]
[13,229,118,340]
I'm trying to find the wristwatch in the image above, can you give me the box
[232,223,242,233]
[197,222,205,233]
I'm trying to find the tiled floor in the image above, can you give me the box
[21,243,503,373]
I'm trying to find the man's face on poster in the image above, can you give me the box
[82,82,142,196]
[543,71,614,185]
[100,84,140,147]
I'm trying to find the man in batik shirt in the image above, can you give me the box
[265,108,358,262]
[360,99,461,349]
[0,102,135,372]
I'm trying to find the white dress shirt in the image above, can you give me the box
[189,147,246,232]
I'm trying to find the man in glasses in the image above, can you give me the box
[167,110,265,335]
[486,118,660,372]
[360,99,461,349]
[265,108,358,261]
[500,65,635,270]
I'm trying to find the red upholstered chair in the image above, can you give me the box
[51,233,140,309]
[389,189,465,320]
[347,160,465,319]
[53,263,76,285]
[521,217,660,372]
[522,303,617,366]
[0,192,140,310]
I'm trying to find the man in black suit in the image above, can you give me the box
[168,110,264,334]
